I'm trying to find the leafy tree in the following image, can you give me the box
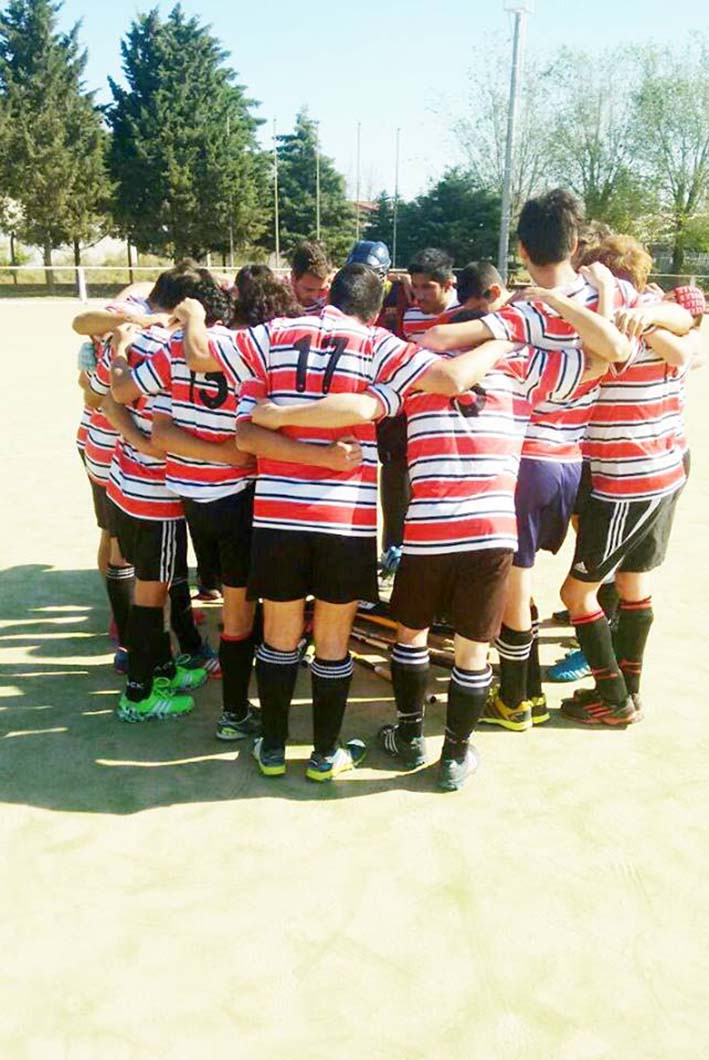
[0,0,111,273]
[454,44,556,221]
[107,4,266,260]
[275,108,355,261]
[632,40,709,272]
[367,172,499,267]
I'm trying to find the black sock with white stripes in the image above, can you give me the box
[105,564,134,649]
[443,665,492,760]
[614,598,654,696]
[126,605,163,702]
[572,610,628,705]
[255,643,301,751]
[390,643,430,741]
[527,603,543,700]
[220,634,255,719]
[311,655,354,756]
[496,625,533,707]
[169,576,202,655]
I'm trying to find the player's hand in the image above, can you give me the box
[110,323,138,358]
[172,298,207,325]
[324,437,363,472]
[251,400,283,429]
[614,306,653,339]
[580,262,616,290]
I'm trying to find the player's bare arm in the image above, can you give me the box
[522,286,631,363]
[100,394,163,460]
[151,413,256,469]
[614,302,693,340]
[72,305,155,338]
[415,339,517,395]
[418,317,494,353]
[644,328,698,369]
[235,421,362,472]
[174,299,222,373]
[109,324,143,403]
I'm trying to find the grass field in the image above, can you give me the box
[1,301,707,1059]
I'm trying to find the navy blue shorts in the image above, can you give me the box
[513,458,582,568]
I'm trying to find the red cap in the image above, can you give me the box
[672,285,706,318]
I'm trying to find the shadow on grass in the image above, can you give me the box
[0,565,457,815]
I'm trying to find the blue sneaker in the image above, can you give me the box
[547,648,591,682]
[305,739,367,782]
[378,546,402,579]
[178,642,222,679]
[252,737,286,777]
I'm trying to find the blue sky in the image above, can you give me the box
[59,0,699,200]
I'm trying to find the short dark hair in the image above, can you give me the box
[516,189,584,266]
[329,263,384,322]
[290,240,332,280]
[408,247,453,284]
[457,261,503,303]
[149,260,203,310]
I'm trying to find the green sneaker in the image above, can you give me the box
[117,677,194,722]
[168,661,208,693]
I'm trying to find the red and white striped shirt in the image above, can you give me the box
[140,325,256,502]
[402,290,459,340]
[83,297,153,483]
[585,345,689,500]
[395,346,585,555]
[482,276,639,462]
[223,306,438,537]
[92,326,184,521]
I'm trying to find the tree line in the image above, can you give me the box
[1,1,708,274]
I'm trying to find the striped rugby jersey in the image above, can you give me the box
[83,297,152,484]
[92,326,184,521]
[402,290,459,340]
[222,305,439,537]
[482,276,639,462]
[396,347,586,556]
[584,343,689,501]
[76,341,99,453]
[139,325,256,503]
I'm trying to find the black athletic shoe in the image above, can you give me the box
[437,744,480,792]
[377,724,427,770]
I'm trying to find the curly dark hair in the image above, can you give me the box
[188,275,236,328]
[234,273,303,327]
[234,264,274,299]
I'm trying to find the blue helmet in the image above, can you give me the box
[346,240,392,279]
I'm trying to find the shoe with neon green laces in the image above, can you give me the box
[117,677,194,722]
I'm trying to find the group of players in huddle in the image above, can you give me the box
[73,187,705,791]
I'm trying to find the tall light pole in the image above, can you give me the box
[497,2,532,283]
[355,121,362,240]
[273,118,281,270]
[315,120,321,241]
[392,128,401,268]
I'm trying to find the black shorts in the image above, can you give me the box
[183,486,254,590]
[513,458,581,568]
[571,490,681,583]
[247,528,379,605]
[390,548,513,643]
[90,479,111,532]
[573,460,592,518]
[107,498,186,583]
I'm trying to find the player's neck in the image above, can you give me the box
[527,261,577,289]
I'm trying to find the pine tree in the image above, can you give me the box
[107,5,266,260]
[0,0,111,273]
[276,109,355,262]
